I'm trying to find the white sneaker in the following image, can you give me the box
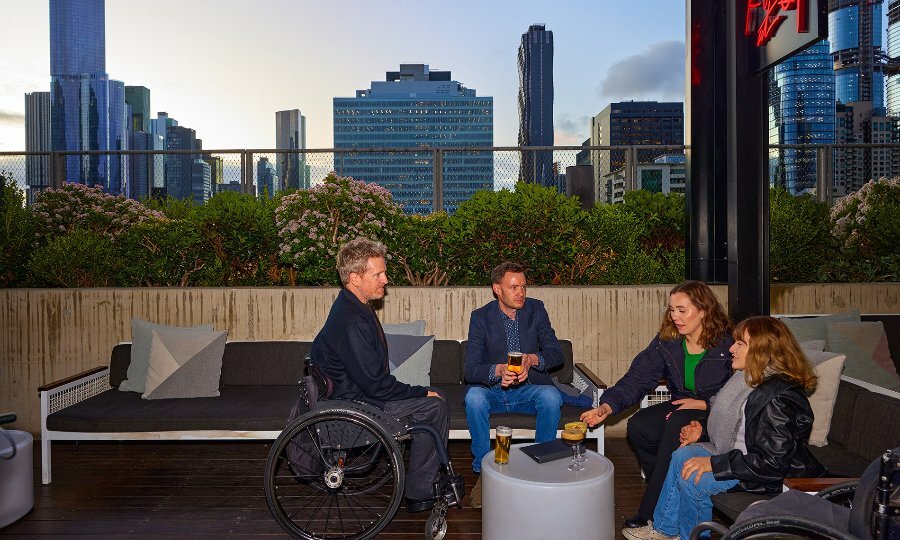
[622,521,679,540]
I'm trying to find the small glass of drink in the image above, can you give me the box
[495,425,512,464]
[507,351,523,374]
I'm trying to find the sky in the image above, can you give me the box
[0,0,687,153]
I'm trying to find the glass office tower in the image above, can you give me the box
[49,0,127,193]
[887,1,900,115]
[275,109,308,190]
[518,24,555,188]
[334,64,493,214]
[829,0,885,109]
[768,41,836,194]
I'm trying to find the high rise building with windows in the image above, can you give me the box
[830,0,885,109]
[333,64,493,214]
[768,41,836,195]
[49,0,127,194]
[589,101,683,203]
[275,109,308,190]
[25,91,51,203]
[887,1,900,114]
[517,24,554,188]
[257,157,277,198]
[165,125,202,201]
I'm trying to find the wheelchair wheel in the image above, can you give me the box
[265,409,405,540]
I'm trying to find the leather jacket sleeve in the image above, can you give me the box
[710,377,819,492]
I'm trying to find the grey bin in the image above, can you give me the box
[0,430,34,528]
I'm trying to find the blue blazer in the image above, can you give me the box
[310,289,427,408]
[464,298,564,387]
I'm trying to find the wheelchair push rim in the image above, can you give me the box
[264,409,405,540]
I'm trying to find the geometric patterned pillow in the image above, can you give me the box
[142,329,227,400]
[386,334,434,387]
[119,319,214,393]
[826,322,900,392]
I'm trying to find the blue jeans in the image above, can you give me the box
[465,384,562,473]
[652,445,739,540]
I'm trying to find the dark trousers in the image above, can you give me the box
[627,400,709,519]
[383,394,449,500]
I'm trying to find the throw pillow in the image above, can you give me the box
[804,350,847,447]
[386,334,434,387]
[826,322,900,391]
[119,319,214,392]
[381,320,426,336]
[781,310,861,344]
[142,329,227,400]
[800,340,826,352]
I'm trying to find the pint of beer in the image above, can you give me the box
[507,351,523,374]
[495,426,512,464]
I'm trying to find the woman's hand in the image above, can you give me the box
[681,456,712,484]
[580,403,613,427]
[679,420,703,447]
[672,398,707,410]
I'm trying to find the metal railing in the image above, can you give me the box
[1,143,895,211]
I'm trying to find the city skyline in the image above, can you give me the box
[0,0,687,153]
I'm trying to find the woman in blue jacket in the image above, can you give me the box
[581,281,733,529]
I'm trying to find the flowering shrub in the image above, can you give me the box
[829,177,900,281]
[31,182,165,240]
[275,174,401,284]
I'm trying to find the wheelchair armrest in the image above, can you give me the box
[0,412,15,425]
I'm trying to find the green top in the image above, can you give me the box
[682,338,707,393]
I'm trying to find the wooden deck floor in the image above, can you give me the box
[1,438,645,539]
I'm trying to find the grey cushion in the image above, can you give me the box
[781,310,861,343]
[826,322,900,391]
[386,334,434,387]
[119,320,214,393]
[804,350,846,447]
[431,340,463,385]
[219,341,308,386]
[142,329,227,399]
[381,320,426,336]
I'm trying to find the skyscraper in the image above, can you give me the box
[25,91,51,203]
[165,125,201,201]
[518,24,554,188]
[887,1,900,114]
[334,64,493,214]
[589,101,684,203]
[124,86,152,199]
[275,109,308,190]
[768,41,835,195]
[830,0,885,109]
[257,157,277,198]
[124,86,151,132]
[49,0,127,193]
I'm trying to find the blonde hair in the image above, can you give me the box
[733,316,817,390]
[659,281,732,349]
[336,237,386,284]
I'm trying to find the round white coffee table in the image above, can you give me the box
[481,443,615,540]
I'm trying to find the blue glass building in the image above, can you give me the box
[518,24,555,188]
[333,64,493,214]
[257,157,277,198]
[829,0,885,108]
[768,41,836,194]
[49,0,128,194]
[886,1,900,114]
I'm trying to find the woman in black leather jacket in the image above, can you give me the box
[623,316,825,540]
[581,281,733,528]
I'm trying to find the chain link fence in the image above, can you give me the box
[3,144,897,211]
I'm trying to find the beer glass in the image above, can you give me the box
[507,351,523,374]
[495,425,512,464]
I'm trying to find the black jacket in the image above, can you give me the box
[599,334,733,415]
[711,374,826,493]
[310,289,427,408]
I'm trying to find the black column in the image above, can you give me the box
[687,0,769,321]
[726,0,770,321]
[685,0,728,284]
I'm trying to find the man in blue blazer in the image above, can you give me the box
[464,262,564,495]
[311,237,448,514]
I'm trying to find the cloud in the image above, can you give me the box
[597,40,686,102]
[0,110,25,125]
[555,114,590,145]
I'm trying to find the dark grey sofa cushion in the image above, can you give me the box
[47,385,298,432]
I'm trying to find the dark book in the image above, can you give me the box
[520,439,573,464]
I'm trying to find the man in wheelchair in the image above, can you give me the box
[309,237,452,513]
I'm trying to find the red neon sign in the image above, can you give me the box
[745,0,809,47]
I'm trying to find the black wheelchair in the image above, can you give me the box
[263,361,464,540]
[690,448,900,540]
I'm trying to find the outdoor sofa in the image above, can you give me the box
[39,338,606,485]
